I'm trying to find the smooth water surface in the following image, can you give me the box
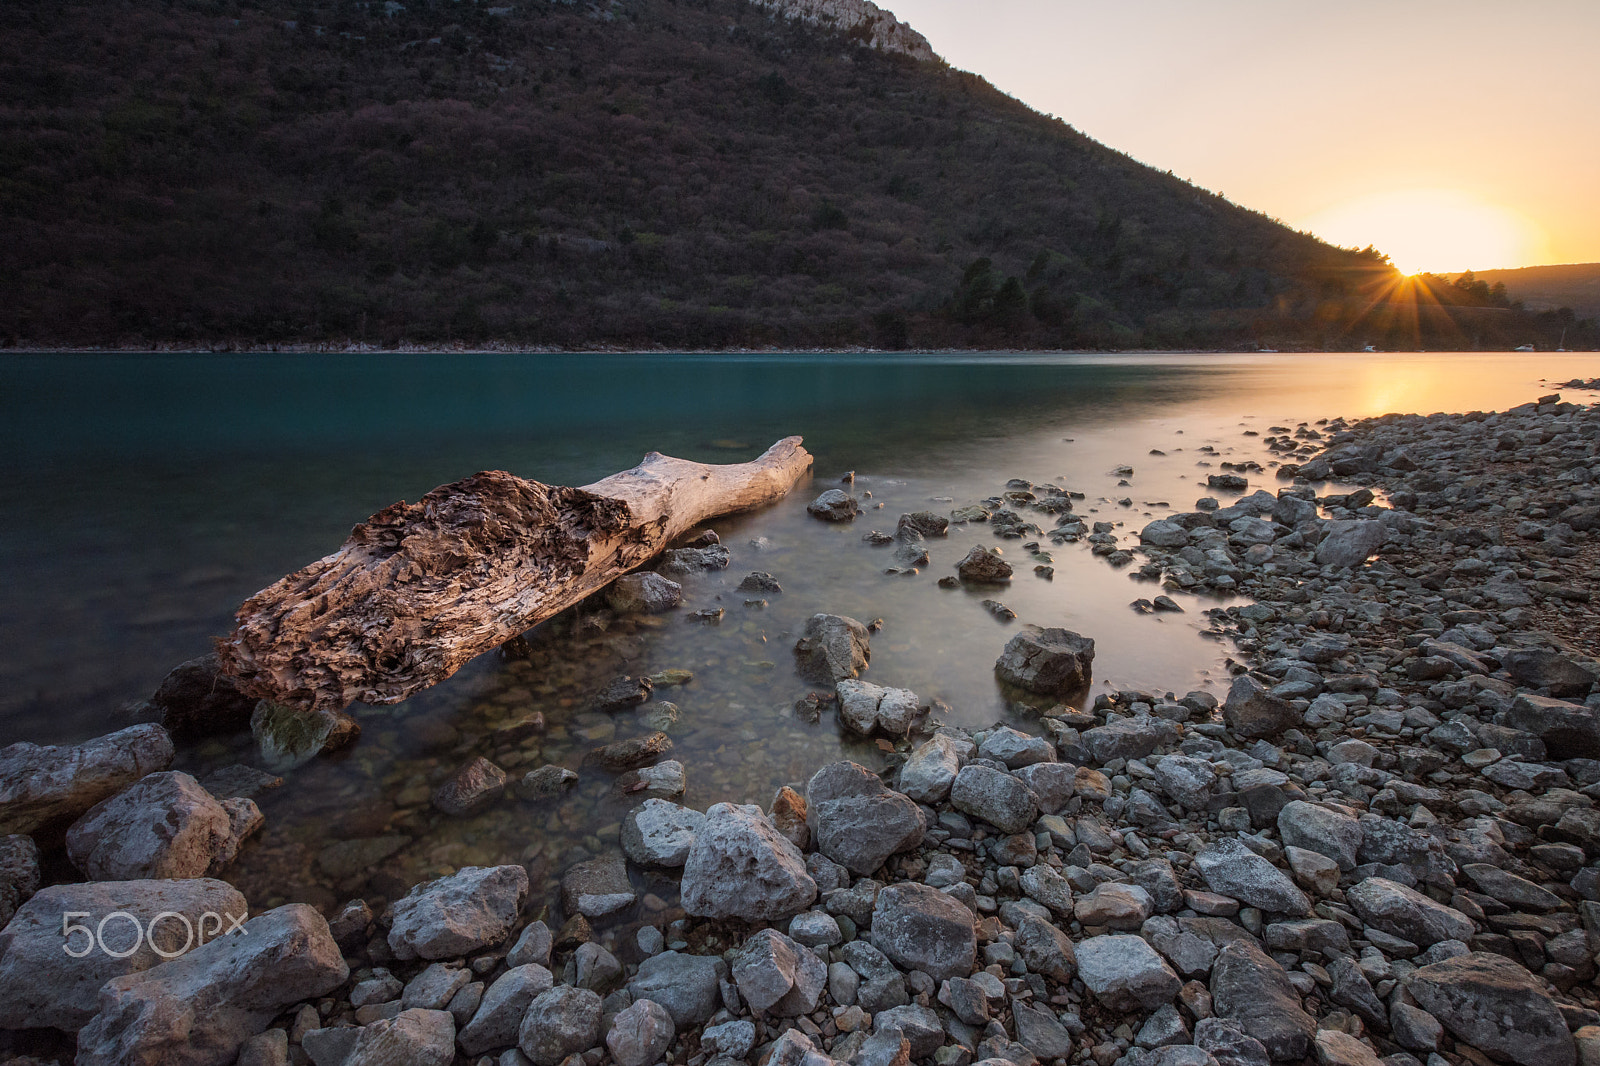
[3,349,1597,912]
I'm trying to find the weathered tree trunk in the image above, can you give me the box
[216,437,812,712]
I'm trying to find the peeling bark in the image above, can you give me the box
[217,437,812,712]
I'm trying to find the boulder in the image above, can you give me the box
[1223,676,1302,739]
[1140,520,1191,548]
[518,986,602,1066]
[1277,801,1363,871]
[836,680,922,738]
[1083,717,1181,764]
[957,546,1013,583]
[807,489,859,521]
[995,626,1095,694]
[1504,693,1600,760]
[1503,649,1597,698]
[680,803,816,921]
[66,771,259,881]
[76,904,349,1066]
[0,724,174,835]
[1459,863,1561,912]
[794,614,871,683]
[519,765,578,800]
[1313,1030,1382,1066]
[1314,520,1386,569]
[1210,940,1316,1061]
[593,732,671,772]
[1347,877,1474,946]
[430,757,507,816]
[870,882,977,982]
[626,951,727,1027]
[561,856,636,919]
[0,877,248,1032]
[0,833,41,929]
[1153,755,1216,811]
[897,735,963,804]
[146,653,258,738]
[345,1009,455,1066]
[1193,839,1309,915]
[731,928,827,1016]
[805,761,924,876]
[1013,914,1077,982]
[605,572,683,614]
[948,765,1038,834]
[250,702,360,772]
[1013,762,1076,814]
[1406,952,1574,1066]
[621,799,704,867]
[606,998,675,1066]
[979,727,1056,769]
[1076,935,1181,1011]
[388,865,528,961]
[457,964,554,1057]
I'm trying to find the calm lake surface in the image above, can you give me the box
[3,350,1598,912]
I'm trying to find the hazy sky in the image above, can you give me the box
[886,0,1600,273]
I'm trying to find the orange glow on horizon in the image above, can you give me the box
[1299,190,1545,276]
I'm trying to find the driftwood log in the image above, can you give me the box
[216,437,812,712]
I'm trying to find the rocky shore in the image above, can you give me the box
[4,395,1600,1066]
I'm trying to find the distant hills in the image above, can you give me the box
[1451,264,1600,325]
[0,0,1592,351]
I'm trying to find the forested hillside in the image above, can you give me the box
[0,0,1591,350]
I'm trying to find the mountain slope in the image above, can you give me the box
[1456,264,1600,324]
[0,0,1588,350]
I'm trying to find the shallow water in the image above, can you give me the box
[3,350,1598,916]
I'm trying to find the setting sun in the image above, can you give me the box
[1299,189,1545,275]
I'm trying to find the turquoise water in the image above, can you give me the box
[3,349,1597,913]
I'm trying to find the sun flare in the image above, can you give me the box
[1299,189,1542,275]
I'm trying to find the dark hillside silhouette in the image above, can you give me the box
[0,0,1591,350]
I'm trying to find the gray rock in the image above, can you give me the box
[1312,1030,1381,1066]
[1013,914,1077,982]
[250,702,360,771]
[1406,952,1574,1066]
[1143,915,1219,977]
[1012,997,1073,1058]
[730,927,826,1016]
[431,757,507,816]
[518,986,602,1066]
[402,962,470,1010]
[1460,863,1561,911]
[605,572,683,614]
[0,723,174,835]
[518,765,578,800]
[1210,939,1316,1061]
[606,998,674,1066]
[506,922,552,969]
[388,865,528,961]
[766,1028,836,1066]
[1194,1018,1271,1066]
[794,614,871,683]
[1277,801,1363,871]
[345,1008,455,1066]
[897,735,963,804]
[0,833,41,929]
[1141,519,1191,548]
[1503,649,1597,698]
[1194,838,1310,915]
[1346,877,1474,946]
[146,653,258,739]
[1223,676,1302,739]
[701,1019,756,1059]
[979,727,1056,769]
[949,764,1038,834]
[656,544,730,575]
[995,626,1094,694]
[76,904,349,1066]
[621,799,704,867]
[1012,762,1076,814]
[806,761,925,875]
[808,489,859,521]
[958,545,1013,583]
[1314,520,1386,568]
[572,943,617,991]
[66,770,258,881]
[1075,882,1152,929]
[856,1027,911,1066]
[1154,754,1217,811]
[236,1028,290,1066]
[1082,716,1180,763]
[837,680,923,738]
[0,877,248,1031]
[1504,693,1600,760]
[1075,934,1181,1011]
[561,855,636,919]
[1389,1002,1443,1052]
[302,1027,361,1066]
[626,951,726,1027]
[872,1003,944,1058]
[871,882,977,982]
[1327,956,1386,1028]
[1019,863,1074,916]
[680,802,816,920]
[198,764,283,802]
